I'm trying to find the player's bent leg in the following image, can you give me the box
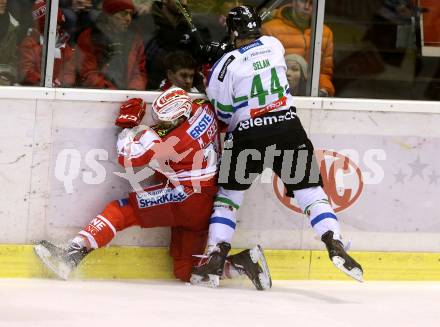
[293,187,363,282]
[294,186,341,238]
[225,245,272,290]
[79,199,137,249]
[170,227,208,282]
[34,199,139,280]
[191,188,245,287]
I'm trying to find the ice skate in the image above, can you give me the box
[321,231,363,282]
[34,240,89,280]
[190,242,231,288]
[228,245,272,291]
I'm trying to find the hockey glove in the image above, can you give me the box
[115,98,146,128]
[198,41,232,65]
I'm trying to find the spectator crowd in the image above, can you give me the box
[0,0,333,96]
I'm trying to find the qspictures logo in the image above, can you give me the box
[273,149,364,213]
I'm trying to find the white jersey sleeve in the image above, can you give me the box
[116,125,161,167]
[207,35,295,131]
[206,55,236,125]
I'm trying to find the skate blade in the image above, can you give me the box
[189,274,220,288]
[249,245,272,290]
[34,244,71,280]
[332,256,364,282]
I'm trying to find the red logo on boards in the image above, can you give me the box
[273,150,364,213]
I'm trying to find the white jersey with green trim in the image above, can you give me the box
[206,35,295,132]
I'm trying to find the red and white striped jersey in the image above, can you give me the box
[117,99,220,188]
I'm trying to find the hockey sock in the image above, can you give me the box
[293,186,341,239]
[208,187,245,246]
[78,215,117,249]
[69,235,91,251]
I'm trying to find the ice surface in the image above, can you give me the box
[0,279,439,327]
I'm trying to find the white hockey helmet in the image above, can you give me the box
[151,87,192,125]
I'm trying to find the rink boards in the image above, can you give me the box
[1,87,440,280]
[1,245,440,281]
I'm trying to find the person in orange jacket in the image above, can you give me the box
[261,0,335,96]
[19,0,76,87]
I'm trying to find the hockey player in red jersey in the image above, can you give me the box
[34,87,271,290]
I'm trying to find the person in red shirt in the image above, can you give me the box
[19,0,76,87]
[34,87,271,290]
[76,0,147,90]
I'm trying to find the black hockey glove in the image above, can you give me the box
[198,41,232,65]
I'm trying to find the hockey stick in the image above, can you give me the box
[175,0,197,32]
[259,0,287,21]
[175,0,204,45]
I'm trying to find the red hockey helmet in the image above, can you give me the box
[151,87,192,125]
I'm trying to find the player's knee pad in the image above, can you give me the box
[293,186,331,214]
[79,201,124,248]
[216,187,246,207]
[294,186,337,222]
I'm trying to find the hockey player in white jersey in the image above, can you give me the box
[191,5,363,287]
